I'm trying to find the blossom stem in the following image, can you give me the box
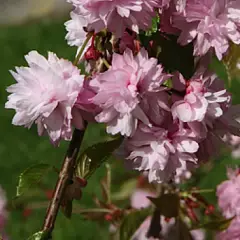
[42,129,85,237]
[41,34,93,236]
[102,58,111,69]
[105,163,111,204]
[190,189,214,194]
[74,32,94,66]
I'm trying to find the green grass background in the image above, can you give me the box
[1,17,240,239]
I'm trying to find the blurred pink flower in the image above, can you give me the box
[229,135,240,159]
[196,104,240,162]
[130,188,175,240]
[132,216,204,240]
[91,48,170,137]
[216,217,240,240]
[5,51,85,145]
[67,0,160,37]
[222,131,240,159]
[130,188,205,239]
[131,216,173,240]
[173,0,240,59]
[0,187,7,240]
[216,169,240,239]
[131,189,155,209]
[217,168,240,219]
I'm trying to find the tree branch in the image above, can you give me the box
[42,128,85,237]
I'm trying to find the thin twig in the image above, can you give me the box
[42,129,85,238]
[74,32,94,66]
[102,58,111,69]
[41,33,94,238]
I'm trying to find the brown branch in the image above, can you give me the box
[42,128,85,237]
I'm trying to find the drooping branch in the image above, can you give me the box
[42,128,85,237]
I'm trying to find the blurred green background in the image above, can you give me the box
[1,11,240,240]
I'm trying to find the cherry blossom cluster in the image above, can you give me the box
[5,0,240,185]
[65,0,240,59]
[93,48,240,183]
[164,0,240,60]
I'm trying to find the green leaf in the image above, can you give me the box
[223,43,240,85]
[195,216,234,231]
[148,193,180,218]
[76,136,123,179]
[112,178,137,201]
[155,33,195,79]
[145,15,160,36]
[27,231,50,240]
[119,208,151,240]
[79,123,112,153]
[17,164,55,197]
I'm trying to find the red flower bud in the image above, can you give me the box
[84,46,101,61]
[205,204,215,215]
[45,189,54,200]
[23,208,32,218]
[104,213,113,222]
[112,209,122,219]
[187,208,198,222]
[76,177,88,187]
[164,217,171,223]
[186,198,199,209]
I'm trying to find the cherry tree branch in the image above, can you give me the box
[41,33,93,237]
[42,129,85,237]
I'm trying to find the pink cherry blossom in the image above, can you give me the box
[159,0,187,34]
[195,103,240,162]
[160,5,180,35]
[172,70,230,124]
[67,0,160,37]
[119,31,137,54]
[174,159,194,183]
[173,0,240,60]
[5,51,85,145]
[65,11,89,47]
[140,90,170,127]
[126,123,199,183]
[90,48,170,137]
[217,168,240,218]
